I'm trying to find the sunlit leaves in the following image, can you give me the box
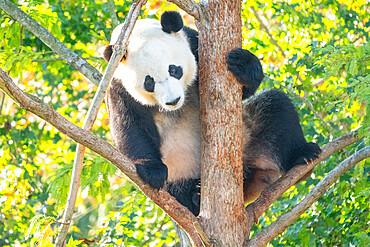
[312,42,370,143]
[26,214,56,246]
[1,0,369,246]
[94,187,176,246]
[243,0,369,246]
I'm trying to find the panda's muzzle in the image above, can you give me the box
[165,97,181,106]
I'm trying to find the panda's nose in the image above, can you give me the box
[165,97,181,106]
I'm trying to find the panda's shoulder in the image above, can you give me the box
[108,78,142,112]
[182,26,199,62]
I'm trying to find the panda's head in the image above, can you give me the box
[103,12,197,111]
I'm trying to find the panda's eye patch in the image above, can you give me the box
[144,75,155,92]
[168,65,183,80]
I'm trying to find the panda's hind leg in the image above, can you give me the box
[242,89,321,202]
[288,142,321,168]
[243,165,280,204]
[243,89,321,172]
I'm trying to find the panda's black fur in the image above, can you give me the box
[104,11,320,215]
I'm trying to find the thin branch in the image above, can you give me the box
[246,146,370,247]
[281,85,332,133]
[167,0,203,22]
[251,7,330,132]
[107,0,119,28]
[32,57,103,63]
[245,130,362,227]
[55,0,149,245]
[0,0,102,86]
[0,91,5,115]
[250,7,285,57]
[251,8,305,85]
[17,25,23,54]
[0,68,204,247]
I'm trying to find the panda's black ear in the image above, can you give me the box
[103,45,127,62]
[103,45,114,62]
[161,11,183,33]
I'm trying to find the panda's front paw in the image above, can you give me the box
[227,48,264,98]
[135,162,168,189]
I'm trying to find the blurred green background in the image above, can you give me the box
[0,0,369,246]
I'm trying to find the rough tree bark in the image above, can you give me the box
[1,1,369,246]
[196,0,247,245]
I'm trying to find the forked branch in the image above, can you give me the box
[167,0,203,22]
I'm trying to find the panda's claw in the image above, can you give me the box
[135,162,168,189]
[192,184,201,214]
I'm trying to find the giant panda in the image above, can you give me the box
[103,11,320,216]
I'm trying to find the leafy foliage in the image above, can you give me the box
[242,0,369,245]
[0,0,368,246]
[0,0,176,246]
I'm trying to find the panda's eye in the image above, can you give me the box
[144,75,155,92]
[168,65,183,80]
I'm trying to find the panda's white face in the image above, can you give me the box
[110,20,197,111]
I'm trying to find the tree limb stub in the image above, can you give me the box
[0,69,204,247]
[0,0,102,86]
[167,0,202,22]
[246,146,370,247]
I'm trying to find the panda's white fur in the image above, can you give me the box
[110,20,197,111]
[107,19,200,182]
[105,12,320,216]
[154,105,201,181]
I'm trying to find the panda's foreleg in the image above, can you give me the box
[165,179,201,216]
[108,81,168,189]
[112,118,168,189]
[226,48,265,99]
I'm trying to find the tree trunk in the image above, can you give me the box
[197,0,247,245]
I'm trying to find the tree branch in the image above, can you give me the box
[166,0,203,22]
[54,0,163,245]
[246,146,370,247]
[32,57,103,63]
[107,0,119,28]
[0,69,203,247]
[245,130,362,231]
[0,0,102,86]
